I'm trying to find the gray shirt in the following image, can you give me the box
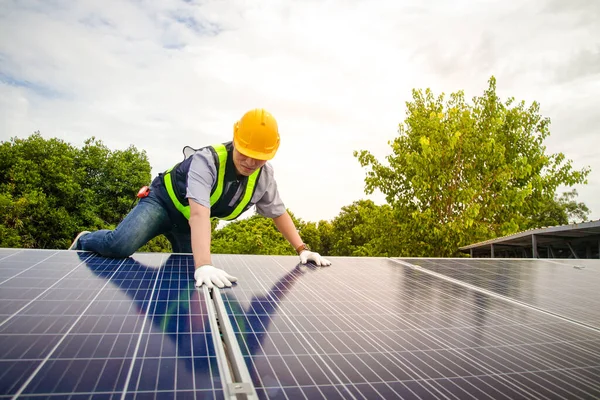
[185,147,286,218]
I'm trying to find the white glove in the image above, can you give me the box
[194,265,238,289]
[299,250,332,266]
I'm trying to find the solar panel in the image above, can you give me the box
[216,255,600,399]
[2,250,600,399]
[0,250,223,399]
[397,258,600,329]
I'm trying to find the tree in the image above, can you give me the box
[139,235,173,253]
[0,132,152,249]
[531,189,590,227]
[560,190,590,224]
[296,220,326,255]
[210,213,297,255]
[75,137,152,225]
[314,220,334,256]
[209,209,332,256]
[354,76,591,257]
[328,200,397,257]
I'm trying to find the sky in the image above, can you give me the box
[1,0,599,224]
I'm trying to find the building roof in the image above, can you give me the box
[459,219,600,251]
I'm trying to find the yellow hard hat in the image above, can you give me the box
[233,108,280,160]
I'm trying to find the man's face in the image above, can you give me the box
[232,148,267,176]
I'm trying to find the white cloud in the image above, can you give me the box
[1,0,599,223]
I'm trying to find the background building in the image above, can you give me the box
[460,220,600,258]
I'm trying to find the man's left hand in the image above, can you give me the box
[299,250,332,266]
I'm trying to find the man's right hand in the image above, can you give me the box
[194,265,238,289]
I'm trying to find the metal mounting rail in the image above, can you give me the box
[203,286,258,400]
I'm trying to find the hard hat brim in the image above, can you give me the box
[233,138,278,161]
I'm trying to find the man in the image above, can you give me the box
[70,108,331,288]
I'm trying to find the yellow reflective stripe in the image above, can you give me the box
[221,168,260,221]
[164,167,191,219]
[210,144,227,206]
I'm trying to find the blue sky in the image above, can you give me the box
[1,0,599,223]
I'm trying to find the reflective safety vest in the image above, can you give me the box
[162,142,261,220]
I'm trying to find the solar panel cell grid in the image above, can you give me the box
[0,252,224,399]
[2,250,600,399]
[400,258,600,328]
[215,255,600,400]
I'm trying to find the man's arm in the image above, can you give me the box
[189,199,237,288]
[189,199,212,268]
[273,211,332,266]
[272,211,304,251]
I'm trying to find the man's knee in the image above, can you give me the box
[98,232,139,258]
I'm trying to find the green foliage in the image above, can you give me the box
[76,137,152,224]
[354,76,591,256]
[211,214,296,255]
[0,132,151,249]
[296,221,323,254]
[313,220,334,256]
[560,190,591,223]
[138,235,173,253]
[531,189,590,227]
[327,200,397,257]
[0,192,33,247]
[208,209,339,257]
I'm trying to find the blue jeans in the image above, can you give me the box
[76,190,191,258]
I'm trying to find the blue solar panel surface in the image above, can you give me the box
[399,258,600,329]
[1,250,223,399]
[217,255,600,399]
[1,249,600,400]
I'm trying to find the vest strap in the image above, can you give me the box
[164,166,191,219]
[210,144,228,206]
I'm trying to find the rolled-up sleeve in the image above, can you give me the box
[186,149,217,208]
[255,165,286,218]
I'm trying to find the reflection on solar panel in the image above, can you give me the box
[0,249,599,399]
[398,258,600,329]
[1,250,223,399]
